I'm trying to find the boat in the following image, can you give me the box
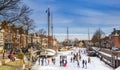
[34,49,56,57]
[40,49,56,57]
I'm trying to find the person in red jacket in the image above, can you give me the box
[48,59,50,65]
[10,53,15,61]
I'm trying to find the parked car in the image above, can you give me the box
[111,47,119,51]
[88,51,97,57]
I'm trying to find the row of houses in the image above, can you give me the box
[90,28,120,68]
[101,28,120,49]
[0,22,58,52]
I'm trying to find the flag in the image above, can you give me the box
[46,10,48,13]
[46,8,50,17]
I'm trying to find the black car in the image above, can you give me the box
[88,51,97,57]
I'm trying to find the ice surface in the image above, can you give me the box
[32,48,113,70]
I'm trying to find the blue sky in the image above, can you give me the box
[23,0,120,41]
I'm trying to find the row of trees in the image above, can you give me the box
[0,0,34,32]
[62,38,84,46]
[61,28,105,47]
[0,0,49,50]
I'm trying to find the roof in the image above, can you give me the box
[112,28,120,35]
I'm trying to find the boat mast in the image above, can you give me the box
[51,13,54,48]
[47,8,50,48]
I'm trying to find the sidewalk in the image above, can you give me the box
[0,53,9,59]
[0,52,27,70]
[0,59,24,70]
[0,53,9,65]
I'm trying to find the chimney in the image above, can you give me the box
[113,28,116,32]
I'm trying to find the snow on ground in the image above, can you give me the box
[32,48,113,70]
[115,66,120,70]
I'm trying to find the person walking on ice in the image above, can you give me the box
[82,60,85,68]
[77,60,80,67]
[38,56,41,65]
[84,60,87,69]
[88,57,91,63]
[70,57,73,63]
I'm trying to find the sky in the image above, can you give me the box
[22,0,120,42]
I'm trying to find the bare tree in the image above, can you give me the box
[91,28,105,47]
[3,5,32,24]
[0,0,20,13]
[18,15,35,33]
[18,15,35,49]
[37,29,46,49]
[0,0,20,10]
[74,38,79,46]
[0,0,20,20]
[0,0,33,26]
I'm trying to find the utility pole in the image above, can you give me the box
[67,27,69,46]
[88,28,90,47]
[99,28,101,48]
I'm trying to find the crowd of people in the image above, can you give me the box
[70,48,91,69]
[37,56,56,66]
[36,48,91,69]
[60,55,67,67]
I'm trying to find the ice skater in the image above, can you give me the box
[84,60,87,69]
[41,57,44,66]
[53,58,56,65]
[82,60,85,68]
[60,56,62,66]
[70,57,73,63]
[77,60,80,67]
[48,59,50,65]
[38,56,41,65]
[88,57,91,63]
[45,57,48,65]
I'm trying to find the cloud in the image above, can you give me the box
[77,0,120,8]
[55,33,93,42]
[73,8,120,25]
[22,0,120,41]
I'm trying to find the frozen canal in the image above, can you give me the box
[32,48,113,70]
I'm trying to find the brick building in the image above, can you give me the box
[111,28,120,48]
[101,28,120,49]
[0,22,29,51]
[0,22,58,52]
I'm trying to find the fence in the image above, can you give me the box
[92,47,120,68]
